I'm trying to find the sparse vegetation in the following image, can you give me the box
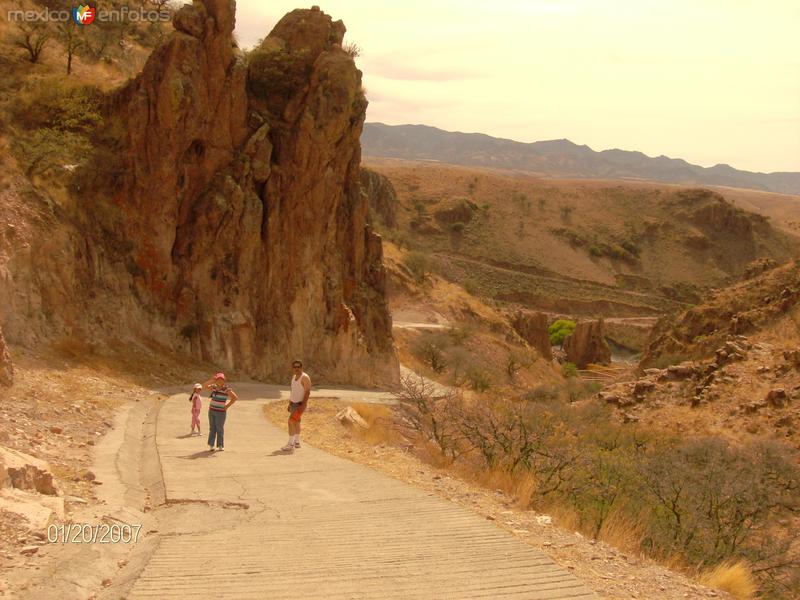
[343,41,362,58]
[523,384,560,402]
[389,381,800,597]
[505,353,523,381]
[465,366,491,391]
[512,192,531,215]
[413,338,448,373]
[561,362,578,378]
[11,79,102,177]
[14,22,50,64]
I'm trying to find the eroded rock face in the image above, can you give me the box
[563,320,611,368]
[78,3,397,385]
[0,327,12,386]
[360,168,398,228]
[510,311,552,360]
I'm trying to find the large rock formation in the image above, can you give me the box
[0,327,12,386]
[2,2,398,386]
[117,3,397,384]
[510,311,552,360]
[563,320,611,368]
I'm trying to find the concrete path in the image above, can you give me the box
[127,386,596,599]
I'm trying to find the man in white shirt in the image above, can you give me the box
[282,360,311,452]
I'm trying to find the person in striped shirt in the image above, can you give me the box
[202,372,238,451]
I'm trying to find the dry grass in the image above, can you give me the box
[597,509,648,556]
[348,402,402,446]
[700,562,757,600]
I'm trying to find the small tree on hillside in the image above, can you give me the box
[14,22,50,64]
[548,319,576,347]
[57,22,86,75]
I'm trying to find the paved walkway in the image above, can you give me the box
[128,386,596,599]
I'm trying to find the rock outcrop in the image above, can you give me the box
[0,327,12,386]
[3,2,398,386]
[360,168,398,228]
[510,311,552,360]
[0,446,58,496]
[641,261,800,368]
[563,320,611,368]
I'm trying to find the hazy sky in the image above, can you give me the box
[230,0,799,173]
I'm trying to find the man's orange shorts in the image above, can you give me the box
[288,401,305,422]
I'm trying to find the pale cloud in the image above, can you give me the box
[362,56,486,82]
[230,0,800,173]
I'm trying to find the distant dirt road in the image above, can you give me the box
[126,384,596,599]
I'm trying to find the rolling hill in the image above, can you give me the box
[362,123,800,195]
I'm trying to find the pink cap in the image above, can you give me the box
[214,372,225,380]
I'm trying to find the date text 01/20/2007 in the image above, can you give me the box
[47,523,143,544]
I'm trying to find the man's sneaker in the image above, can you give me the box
[281,444,294,453]
[208,446,215,452]
[294,441,301,448]
[217,447,224,451]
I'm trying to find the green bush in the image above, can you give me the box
[403,251,433,283]
[13,79,102,132]
[621,239,641,257]
[13,128,93,177]
[466,367,491,392]
[449,222,465,234]
[548,319,576,346]
[11,79,102,177]
[561,362,578,378]
[588,244,603,257]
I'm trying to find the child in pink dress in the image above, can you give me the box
[189,383,203,435]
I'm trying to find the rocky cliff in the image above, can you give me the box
[360,168,398,228]
[0,327,12,386]
[563,320,611,368]
[641,260,800,368]
[510,311,552,361]
[1,2,398,386]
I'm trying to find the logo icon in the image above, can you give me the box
[73,4,95,25]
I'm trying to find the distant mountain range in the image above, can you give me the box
[361,123,800,195]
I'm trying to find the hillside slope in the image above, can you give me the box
[365,159,799,324]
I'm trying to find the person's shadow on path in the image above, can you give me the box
[269,449,294,456]
[178,450,217,459]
